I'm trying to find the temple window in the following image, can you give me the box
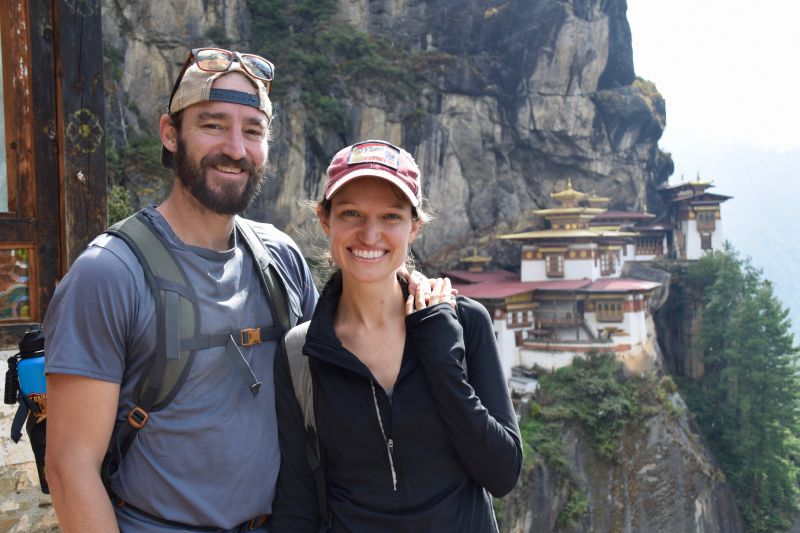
[696,211,716,231]
[599,252,615,275]
[596,301,624,322]
[635,236,663,256]
[701,233,712,251]
[545,254,564,277]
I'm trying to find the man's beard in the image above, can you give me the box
[174,136,268,215]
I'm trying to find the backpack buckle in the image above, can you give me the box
[240,328,262,346]
[127,406,149,429]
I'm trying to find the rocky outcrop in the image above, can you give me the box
[102,0,671,271]
[504,398,743,533]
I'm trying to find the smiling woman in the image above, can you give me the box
[271,140,523,532]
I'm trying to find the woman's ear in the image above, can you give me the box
[317,205,331,237]
[409,220,422,243]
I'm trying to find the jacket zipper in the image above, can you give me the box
[370,380,398,491]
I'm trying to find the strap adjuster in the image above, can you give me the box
[240,328,262,346]
[247,514,269,530]
[127,406,149,429]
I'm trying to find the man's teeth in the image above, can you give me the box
[352,249,384,259]
[215,165,242,173]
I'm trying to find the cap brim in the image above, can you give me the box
[325,168,419,207]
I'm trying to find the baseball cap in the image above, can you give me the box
[161,62,272,168]
[324,140,421,207]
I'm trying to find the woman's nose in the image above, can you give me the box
[358,218,381,243]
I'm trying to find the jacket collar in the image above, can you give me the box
[303,271,414,380]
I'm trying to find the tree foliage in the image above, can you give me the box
[679,246,800,532]
[246,0,414,134]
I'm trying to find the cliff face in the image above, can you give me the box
[102,0,671,270]
[500,347,744,532]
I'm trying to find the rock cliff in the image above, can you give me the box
[102,0,672,271]
[498,343,744,533]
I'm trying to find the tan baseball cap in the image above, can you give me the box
[162,62,272,168]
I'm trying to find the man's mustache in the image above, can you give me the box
[201,153,260,176]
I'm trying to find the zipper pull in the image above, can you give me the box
[388,438,394,455]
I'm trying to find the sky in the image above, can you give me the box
[626,0,800,333]
[627,0,800,162]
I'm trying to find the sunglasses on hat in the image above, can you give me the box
[168,47,275,113]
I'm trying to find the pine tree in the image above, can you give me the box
[682,248,800,532]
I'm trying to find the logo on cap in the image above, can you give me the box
[347,142,400,169]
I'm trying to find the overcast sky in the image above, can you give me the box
[626,0,800,179]
[626,0,800,330]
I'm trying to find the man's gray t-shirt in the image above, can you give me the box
[44,207,317,529]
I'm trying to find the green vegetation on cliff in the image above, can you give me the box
[498,353,673,528]
[678,248,800,532]
[534,352,640,461]
[247,0,414,133]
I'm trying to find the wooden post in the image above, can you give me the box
[56,0,106,268]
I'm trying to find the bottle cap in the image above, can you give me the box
[19,325,45,359]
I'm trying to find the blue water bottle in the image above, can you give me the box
[4,324,49,493]
[16,325,47,410]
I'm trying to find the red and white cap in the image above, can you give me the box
[324,140,421,207]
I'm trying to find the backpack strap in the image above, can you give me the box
[235,217,299,331]
[102,211,202,485]
[101,213,299,488]
[283,322,329,530]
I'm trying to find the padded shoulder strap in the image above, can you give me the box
[107,211,200,409]
[235,217,299,331]
[102,211,201,489]
[284,321,314,431]
[282,320,328,528]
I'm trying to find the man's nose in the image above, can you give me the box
[220,128,247,161]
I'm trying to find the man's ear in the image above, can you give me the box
[160,114,178,155]
[317,205,331,237]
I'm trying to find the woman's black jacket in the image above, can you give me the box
[271,275,523,532]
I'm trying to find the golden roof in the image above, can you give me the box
[588,189,610,207]
[498,228,638,240]
[534,207,606,217]
[550,178,586,207]
[461,247,492,263]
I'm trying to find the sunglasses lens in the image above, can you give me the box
[195,49,233,72]
[240,54,274,81]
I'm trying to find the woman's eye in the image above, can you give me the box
[342,209,359,217]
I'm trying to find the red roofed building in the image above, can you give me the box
[450,178,731,374]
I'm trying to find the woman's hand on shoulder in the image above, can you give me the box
[406,276,455,315]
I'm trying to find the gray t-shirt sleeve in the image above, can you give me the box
[44,235,145,384]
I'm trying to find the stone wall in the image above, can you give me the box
[0,349,59,532]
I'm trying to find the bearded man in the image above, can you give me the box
[43,47,319,532]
